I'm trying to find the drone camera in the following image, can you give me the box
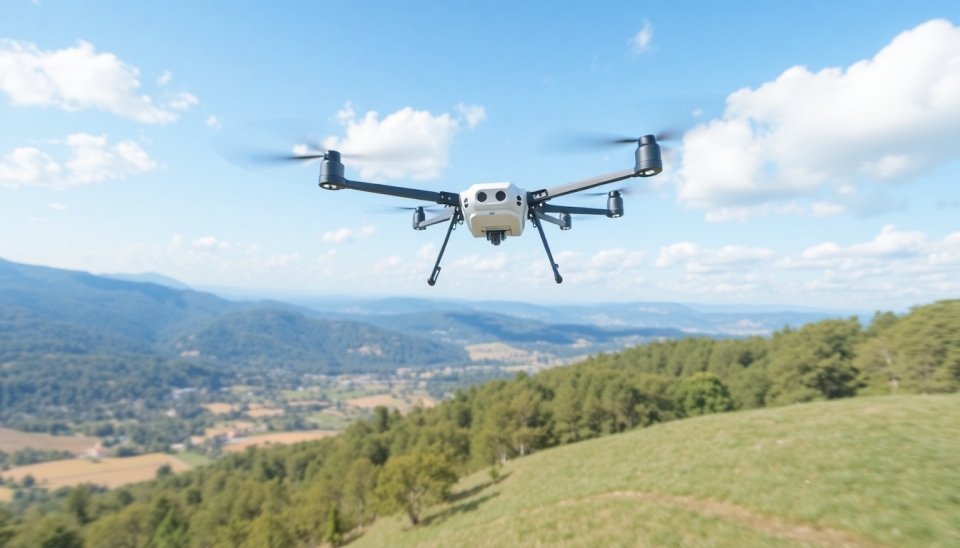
[486,230,505,245]
[560,213,572,230]
[635,135,663,177]
[607,190,624,218]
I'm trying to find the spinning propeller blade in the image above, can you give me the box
[538,128,683,155]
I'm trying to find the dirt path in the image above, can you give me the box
[567,490,888,548]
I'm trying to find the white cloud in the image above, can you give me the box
[191,236,218,249]
[776,225,931,270]
[629,20,655,55]
[168,92,198,110]
[157,70,172,86]
[676,19,960,220]
[655,243,774,272]
[416,243,435,260]
[454,253,508,272]
[205,115,222,130]
[321,225,376,244]
[320,102,485,181]
[48,202,66,210]
[0,133,158,189]
[456,103,487,129]
[0,40,195,124]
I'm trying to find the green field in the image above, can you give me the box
[353,395,960,548]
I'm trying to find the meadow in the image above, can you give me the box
[352,395,960,548]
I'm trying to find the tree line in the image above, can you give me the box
[0,300,957,547]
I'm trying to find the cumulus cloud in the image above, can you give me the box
[655,243,774,272]
[629,20,655,55]
[205,115,222,129]
[157,70,172,86]
[320,102,486,181]
[776,225,930,270]
[0,133,158,189]
[321,225,376,244]
[0,40,196,123]
[456,103,487,129]
[676,19,960,219]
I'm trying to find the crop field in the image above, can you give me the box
[464,342,534,363]
[347,392,436,412]
[0,453,192,490]
[0,486,13,502]
[0,427,99,454]
[189,420,257,444]
[201,403,237,415]
[245,408,284,418]
[222,430,337,452]
[352,395,960,548]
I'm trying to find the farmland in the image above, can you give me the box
[0,453,192,490]
[221,430,337,452]
[0,427,99,455]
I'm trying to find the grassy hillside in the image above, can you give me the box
[353,395,960,548]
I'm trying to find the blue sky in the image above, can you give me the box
[2,1,959,310]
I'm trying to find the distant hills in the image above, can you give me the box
[0,257,857,421]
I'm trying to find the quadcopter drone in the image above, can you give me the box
[289,135,662,285]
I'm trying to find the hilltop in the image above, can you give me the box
[353,395,960,548]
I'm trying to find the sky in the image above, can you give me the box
[1,1,959,310]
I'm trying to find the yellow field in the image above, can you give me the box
[0,453,191,490]
[202,403,238,415]
[0,427,99,454]
[347,393,436,412]
[0,486,13,502]
[223,431,336,452]
[245,408,284,418]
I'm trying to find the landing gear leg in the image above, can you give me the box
[428,210,459,286]
[532,212,563,284]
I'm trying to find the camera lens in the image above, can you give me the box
[477,191,487,202]
[495,191,506,201]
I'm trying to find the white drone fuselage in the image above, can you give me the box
[460,182,527,239]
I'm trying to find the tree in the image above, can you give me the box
[65,484,92,525]
[674,372,734,417]
[766,319,862,405]
[375,452,457,526]
[344,458,379,528]
[324,505,343,547]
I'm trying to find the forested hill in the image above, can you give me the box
[0,258,467,422]
[2,300,956,547]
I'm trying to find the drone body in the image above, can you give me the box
[460,182,526,244]
[310,135,664,285]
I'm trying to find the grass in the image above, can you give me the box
[174,451,214,468]
[351,395,960,548]
[0,453,191,490]
[306,411,353,430]
[0,427,99,454]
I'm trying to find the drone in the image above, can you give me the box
[285,135,662,285]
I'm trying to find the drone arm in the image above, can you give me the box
[534,209,565,228]
[541,204,610,216]
[416,208,455,229]
[336,179,460,207]
[528,168,636,204]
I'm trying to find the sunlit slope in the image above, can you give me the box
[355,395,960,548]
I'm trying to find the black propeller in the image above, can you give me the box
[538,128,683,155]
